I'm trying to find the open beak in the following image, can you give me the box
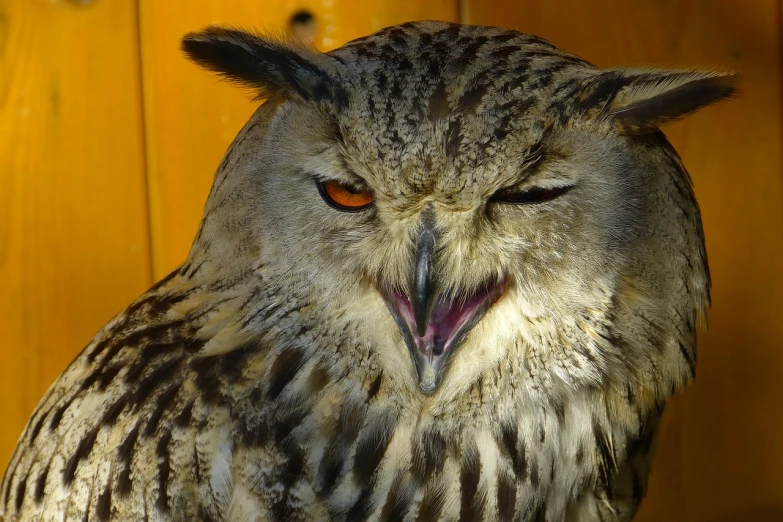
[379,212,506,394]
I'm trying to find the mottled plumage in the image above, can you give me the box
[1,21,735,521]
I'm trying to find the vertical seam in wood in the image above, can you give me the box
[132,0,155,287]
[459,0,469,24]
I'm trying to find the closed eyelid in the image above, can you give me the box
[497,172,575,196]
[504,148,572,191]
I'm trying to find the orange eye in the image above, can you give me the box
[317,180,375,212]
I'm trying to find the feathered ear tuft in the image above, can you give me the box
[585,69,739,134]
[181,26,349,108]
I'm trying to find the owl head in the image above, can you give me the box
[180,21,735,403]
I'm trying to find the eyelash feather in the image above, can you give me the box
[491,185,572,205]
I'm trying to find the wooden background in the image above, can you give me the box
[1,1,781,520]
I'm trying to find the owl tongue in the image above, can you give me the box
[386,281,504,394]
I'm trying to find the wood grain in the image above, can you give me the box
[138,0,460,279]
[466,1,783,520]
[0,0,152,474]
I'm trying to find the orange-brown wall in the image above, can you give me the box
[2,2,781,520]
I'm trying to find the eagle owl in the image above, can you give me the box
[1,21,735,522]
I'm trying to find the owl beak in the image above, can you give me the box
[379,211,506,394]
[411,215,438,337]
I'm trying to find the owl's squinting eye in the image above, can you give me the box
[317,180,375,212]
[491,185,572,205]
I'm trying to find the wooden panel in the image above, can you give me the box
[467,1,783,520]
[0,0,152,474]
[139,0,460,279]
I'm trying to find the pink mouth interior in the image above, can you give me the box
[390,282,503,359]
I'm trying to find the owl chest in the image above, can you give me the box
[233,399,610,522]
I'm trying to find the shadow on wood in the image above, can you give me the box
[705,505,783,522]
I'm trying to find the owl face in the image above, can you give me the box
[183,21,734,398]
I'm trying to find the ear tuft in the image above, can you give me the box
[181,26,348,107]
[602,69,739,134]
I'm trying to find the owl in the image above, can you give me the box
[1,21,735,522]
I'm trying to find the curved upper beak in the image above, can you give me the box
[411,210,438,336]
